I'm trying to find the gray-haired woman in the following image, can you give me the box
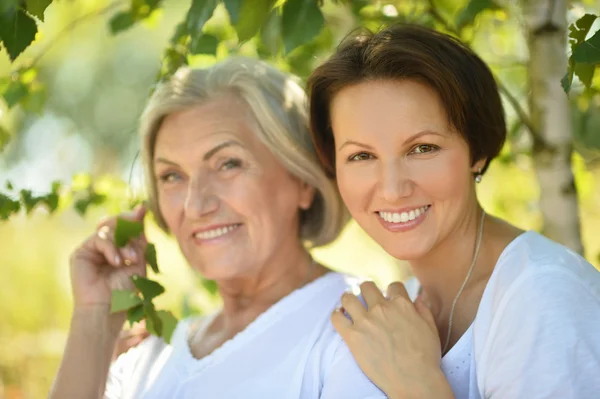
[49,57,385,398]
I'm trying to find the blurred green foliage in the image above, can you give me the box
[1,0,600,397]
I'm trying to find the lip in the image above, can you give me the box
[376,205,431,233]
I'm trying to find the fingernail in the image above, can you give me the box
[125,247,137,262]
[115,254,121,265]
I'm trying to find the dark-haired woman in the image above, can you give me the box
[307,24,600,399]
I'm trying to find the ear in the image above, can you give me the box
[471,158,487,174]
[298,181,316,210]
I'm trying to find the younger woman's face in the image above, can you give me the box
[330,79,484,260]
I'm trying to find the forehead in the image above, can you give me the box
[154,95,263,154]
[330,79,450,136]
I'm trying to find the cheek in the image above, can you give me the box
[410,152,471,201]
[158,188,186,229]
[336,165,369,211]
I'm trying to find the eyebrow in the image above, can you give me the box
[154,140,244,165]
[337,130,445,152]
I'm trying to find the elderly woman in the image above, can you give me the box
[307,24,600,398]
[49,57,385,398]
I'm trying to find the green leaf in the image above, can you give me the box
[0,126,11,152]
[114,217,144,247]
[0,0,18,14]
[111,290,143,313]
[0,192,20,220]
[2,78,29,108]
[127,303,145,325]
[156,310,178,343]
[185,0,218,50]
[132,275,165,301]
[170,22,189,45]
[260,9,281,55]
[25,0,53,21]
[235,0,275,43]
[574,63,595,87]
[6,181,13,191]
[456,0,501,29]
[73,191,106,216]
[568,14,597,47]
[201,279,218,295]
[109,11,136,34]
[223,0,242,24]
[144,302,163,336]
[281,0,325,54]
[145,243,159,274]
[572,29,600,64]
[21,83,47,114]
[190,33,218,54]
[0,8,38,61]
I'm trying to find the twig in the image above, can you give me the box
[426,0,542,143]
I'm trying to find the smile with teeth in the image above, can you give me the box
[378,205,430,223]
[194,224,241,240]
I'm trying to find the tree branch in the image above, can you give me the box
[26,0,128,69]
[426,0,543,144]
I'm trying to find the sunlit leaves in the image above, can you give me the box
[114,217,144,247]
[564,14,599,93]
[0,7,38,61]
[145,243,159,273]
[235,0,275,43]
[223,0,242,25]
[282,0,325,54]
[455,0,501,30]
[111,290,143,313]
[190,33,219,54]
[185,0,218,50]
[109,0,163,34]
[25,0,53,21]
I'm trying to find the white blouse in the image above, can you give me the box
[104,272,385,399]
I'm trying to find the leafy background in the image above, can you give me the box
[1,0,600,397]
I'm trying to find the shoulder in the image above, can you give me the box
[484,231,600,310]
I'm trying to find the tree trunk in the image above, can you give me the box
[523,0,584,254]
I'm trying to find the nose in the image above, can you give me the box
[378,160,414,203]
[183,177,219,220]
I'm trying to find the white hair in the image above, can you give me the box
[139,57,347,247]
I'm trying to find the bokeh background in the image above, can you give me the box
[1,0,600,397]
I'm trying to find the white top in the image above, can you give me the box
[104,272,385,399]
[439,231,600,399]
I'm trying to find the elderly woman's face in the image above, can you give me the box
[153,96,313,279]
[330,80,484,260]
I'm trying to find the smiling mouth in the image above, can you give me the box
[377,205,431,223]
[193,223,242,240]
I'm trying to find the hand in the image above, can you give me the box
[69,205,148,311]
[331,281,452,398]
[112,320,150,361]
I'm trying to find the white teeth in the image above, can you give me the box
[378,206,429,223]
[195,224,238,240]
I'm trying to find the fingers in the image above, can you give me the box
[340,291,367,322]
[360,281,385,309]
[94,225,144,267]
[386,281,410,301]
[331,307,353,335]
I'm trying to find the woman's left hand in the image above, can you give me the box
[331,281,453,399]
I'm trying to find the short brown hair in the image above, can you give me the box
[307,24,506,178]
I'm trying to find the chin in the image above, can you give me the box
[375,232,433,261]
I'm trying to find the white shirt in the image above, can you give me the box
[104,272,385,399]
[440,231,600,398]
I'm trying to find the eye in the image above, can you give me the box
[158,172,181,183]
[348,152,375,162]
[219,158,242,170]
[410,144,439,154]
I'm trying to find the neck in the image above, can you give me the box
[215,240,320,326]
[410,205,486,314]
